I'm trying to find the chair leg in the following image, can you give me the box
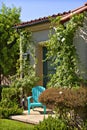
[32,106,34,110]
[28,105,31,114]
[43,106,46,114]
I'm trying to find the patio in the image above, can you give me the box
[10,108,55,125]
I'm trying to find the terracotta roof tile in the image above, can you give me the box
[14,3,87,29]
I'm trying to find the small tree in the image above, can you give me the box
[46,13,85,88]
[0,3,21,84]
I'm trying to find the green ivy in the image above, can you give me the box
[11,29,40,96]
[46,13,85,88]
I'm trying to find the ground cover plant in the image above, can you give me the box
[0,119,34,130]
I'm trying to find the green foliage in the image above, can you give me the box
[11,67,40,95]
[11,29,40,96]
[33,115,87,130]
[33,116,67,130]
[1,87,20,101]
[0,87,23,118]
[20,29,35,56]
[83,121,87,130]
[0,3,21,79]
[46,13,85,87]
[0,106,23,119]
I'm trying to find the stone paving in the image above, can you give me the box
[10,108,55,125]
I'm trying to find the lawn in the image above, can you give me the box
[0,119,34,130]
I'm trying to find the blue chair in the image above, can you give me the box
[27,86,46,114]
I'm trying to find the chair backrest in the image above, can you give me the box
[32,86,45,103]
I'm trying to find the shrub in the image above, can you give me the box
[1,87,20,102]
[39,87,87,128]
[0,87,23,118]
[0,85,10,101]
[33,116,87,130]
[39,87,87,110]
[33,116,67,130]
[0,106,23,118]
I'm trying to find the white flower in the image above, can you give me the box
[59,91,63,94]
[53,27,57,31]
[61,38,65,42]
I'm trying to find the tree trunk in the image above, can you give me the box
[0,66,2,85]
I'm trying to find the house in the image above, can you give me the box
[14,3,87,87]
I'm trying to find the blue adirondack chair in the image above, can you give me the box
[27,86,46,114]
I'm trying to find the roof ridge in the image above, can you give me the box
[71,3,86,13]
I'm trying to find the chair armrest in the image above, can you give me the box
[27,96,33,100]
[27,96,33,103]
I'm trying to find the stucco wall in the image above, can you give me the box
[32,29,50,86]
[32,29,50,43]
[73,16,87,79]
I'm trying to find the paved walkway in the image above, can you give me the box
[10,108,55,125]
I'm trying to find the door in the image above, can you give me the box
[43,47,48,87]
[43,47,55,87]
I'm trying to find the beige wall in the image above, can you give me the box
[73,16,87,79]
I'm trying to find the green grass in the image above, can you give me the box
[0,119,34,130]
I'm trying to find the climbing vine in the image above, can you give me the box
[11,29,39,95]
[46,13,85,88]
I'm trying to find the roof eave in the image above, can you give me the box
[14,3,87,29]
[14,19,50,29]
